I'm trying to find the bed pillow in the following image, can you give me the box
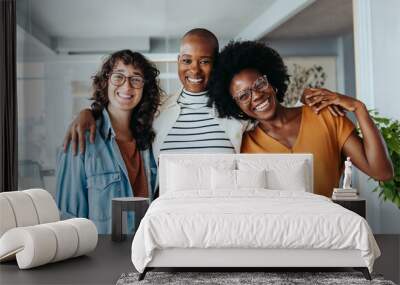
[266,162,307,191]
[162,154,236,194]
[211,169,267,190]
[236,169,267,189]
[237,159,308,191]
[167,162,210,191]
[211,168,236,190]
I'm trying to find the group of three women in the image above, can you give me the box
[56,28,393,234]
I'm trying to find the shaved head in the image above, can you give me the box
[178,28,218,92]
[181,28,219,57]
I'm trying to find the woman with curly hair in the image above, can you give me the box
[56,50,161,234]
[208,41,393,197]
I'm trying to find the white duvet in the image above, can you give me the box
[131,190,380,273]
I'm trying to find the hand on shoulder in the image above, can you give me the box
[301,88,363,117]
[63,108,96,155]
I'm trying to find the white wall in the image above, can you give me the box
[353,0,400,233]
[370,1,400,121]
[370,0,400,233]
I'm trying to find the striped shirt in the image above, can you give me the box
[160,90,235,154]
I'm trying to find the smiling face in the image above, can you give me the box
[229,68,278,121]
[178,35,215,93]
[107,60,144,114]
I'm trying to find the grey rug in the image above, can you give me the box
[116,271,396,285]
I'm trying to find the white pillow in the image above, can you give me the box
[237,158,308,191]
[265,162,307,191]
[236,169,267,189]
[166,157,235,192]
[211,168,236,190]
[211,169,267,190]
[167,162,210,191]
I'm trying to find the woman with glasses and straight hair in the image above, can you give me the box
[208,41,393,197]
[56,50,161,234]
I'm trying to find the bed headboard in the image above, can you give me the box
[158,153,313,196]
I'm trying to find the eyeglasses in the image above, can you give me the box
[232,75,269,105]
[109,72,145,89]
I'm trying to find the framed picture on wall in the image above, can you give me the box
[283,56,337,107]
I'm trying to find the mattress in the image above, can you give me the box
[131,190,380,273]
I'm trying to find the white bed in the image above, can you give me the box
[131,154,380,280]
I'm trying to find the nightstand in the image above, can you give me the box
[332,198,366,218]
[111,197,149,242]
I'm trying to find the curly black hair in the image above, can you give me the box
[91,49,162,150]
[208,41,289,120]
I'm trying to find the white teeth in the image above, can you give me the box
[254,97,270,112]
[187,77,203,83]
[117,92,133,99]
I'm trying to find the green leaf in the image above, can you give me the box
[366,110,400,209]
[374,117,391,124]
[395,195,400,208]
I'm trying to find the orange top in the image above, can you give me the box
[241,106,355,197]
[116,139,148,198]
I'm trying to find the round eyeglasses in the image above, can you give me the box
[232,75,269,105]
[109,72,145,89]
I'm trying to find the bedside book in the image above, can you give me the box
[332,188,359,199]
[333,188,358,193]
[332,194,359,199]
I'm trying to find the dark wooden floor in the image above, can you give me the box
[0,235,398,285]
[0,236,134,285]
[374,235,400,284]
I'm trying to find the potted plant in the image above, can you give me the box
[367,111,400,208]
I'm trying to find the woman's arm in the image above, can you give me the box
[342,102,394,181]
[306,89,394,181]
[63,109,97,155]
[56,145,88,219]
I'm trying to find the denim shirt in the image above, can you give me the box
[56,109,157,234]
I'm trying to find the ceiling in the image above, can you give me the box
[27,0,275,39]
[264,0,353,40]
[17,0,354,57]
